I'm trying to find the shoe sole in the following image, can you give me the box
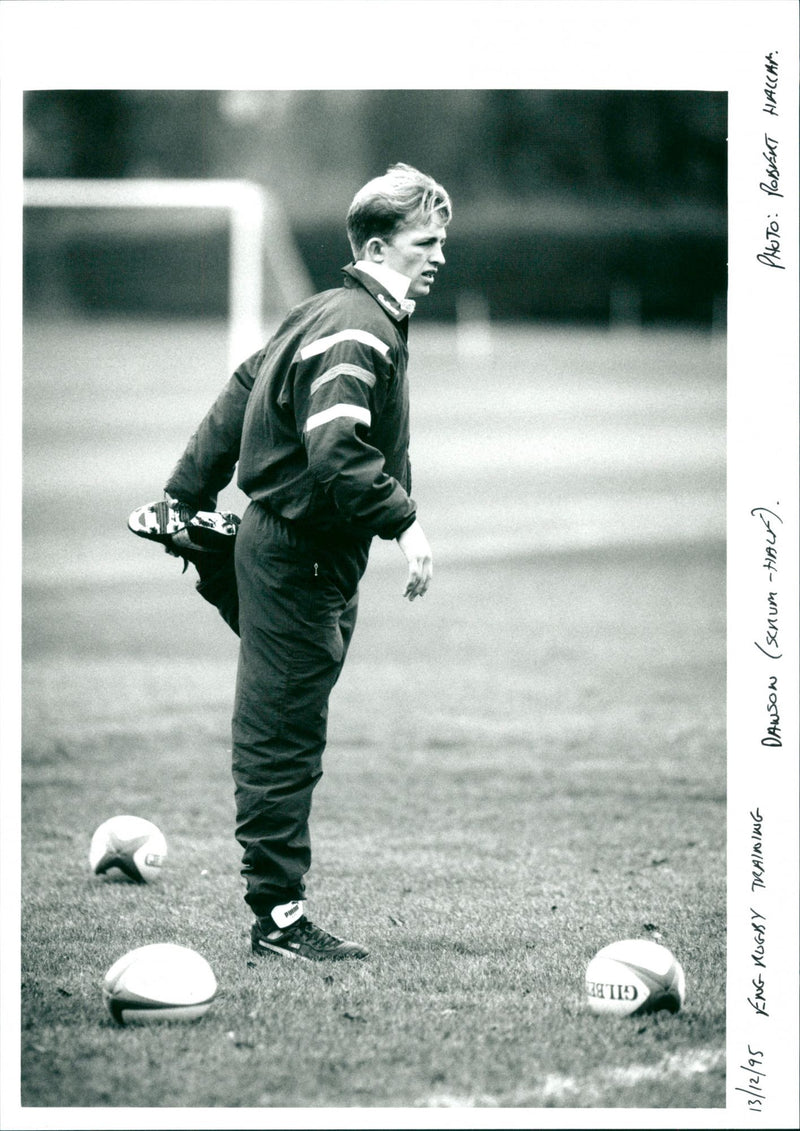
[128,502,239,549]
[128,500,189,540]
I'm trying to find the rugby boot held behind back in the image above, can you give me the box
[128,499,240,551]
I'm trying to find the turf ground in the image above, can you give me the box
[18,319,726,1114]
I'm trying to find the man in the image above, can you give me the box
[128,163,451,962]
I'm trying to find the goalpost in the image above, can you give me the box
[23,178,313,372]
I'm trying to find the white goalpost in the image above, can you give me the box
[23,178,313,371]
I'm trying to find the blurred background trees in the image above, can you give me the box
[23,89,726,325]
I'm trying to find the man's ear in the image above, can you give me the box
[363,236,386,263]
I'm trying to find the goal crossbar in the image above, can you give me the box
[24,178,312,371]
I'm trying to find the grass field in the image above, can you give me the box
[17,319,726,1116]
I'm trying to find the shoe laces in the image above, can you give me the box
[162,542,192,572]
[287,917,341,949]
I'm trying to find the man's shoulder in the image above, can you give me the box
[294,279,404,351]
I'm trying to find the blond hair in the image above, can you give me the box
[346,163,452,257]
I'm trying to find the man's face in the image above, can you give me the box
[380,217,448,299]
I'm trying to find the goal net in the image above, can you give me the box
[23,178,313,371]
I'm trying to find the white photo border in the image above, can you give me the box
[1,2,797,1128]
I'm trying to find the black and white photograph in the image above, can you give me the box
[1,2,797,1127]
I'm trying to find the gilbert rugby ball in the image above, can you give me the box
[103,943,218,1024]
[89,815,167,883]
[585,938,686,1016]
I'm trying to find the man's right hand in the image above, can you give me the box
[397,519,433,601]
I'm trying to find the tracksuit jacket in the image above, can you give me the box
[165,264,417,542]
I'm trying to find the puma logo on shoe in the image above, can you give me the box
[270,900,305,928]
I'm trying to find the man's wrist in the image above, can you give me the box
[393,513,418,540]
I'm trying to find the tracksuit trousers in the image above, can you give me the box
[230,502,371,920]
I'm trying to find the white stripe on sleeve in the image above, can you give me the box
[310,363,376,398]
[300,329,390,361]
[305,404,372,433]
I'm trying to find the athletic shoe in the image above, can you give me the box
[251,916,369,963]
[127,500,240,552]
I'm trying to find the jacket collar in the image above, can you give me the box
[342,263,415,324]
[354,260,414,305]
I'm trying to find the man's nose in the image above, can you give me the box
[430,244,446,266]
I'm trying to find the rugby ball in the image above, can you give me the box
[103,943,218,1024]
[585,938,686,1016]
[89,814,167,883]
